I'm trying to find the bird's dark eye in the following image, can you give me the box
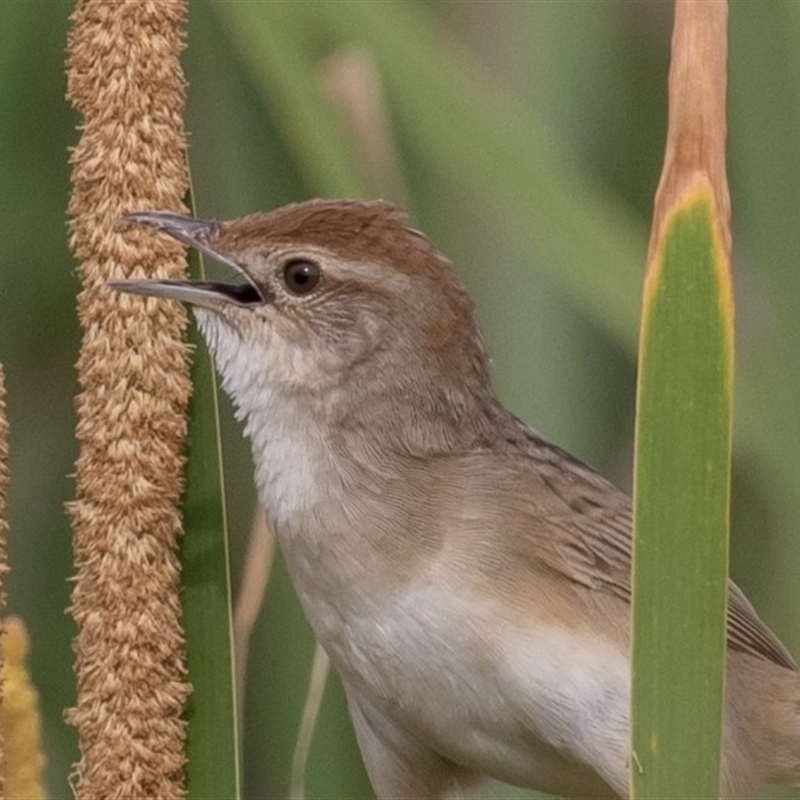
[282,259,321,295]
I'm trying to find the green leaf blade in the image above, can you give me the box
[631,189,733,799]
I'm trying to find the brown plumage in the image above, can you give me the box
[216,199,452,279]
[112,200,800,799]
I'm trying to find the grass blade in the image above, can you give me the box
[181,241,241,800]
[631,5,732,797]
[632,191,732,797]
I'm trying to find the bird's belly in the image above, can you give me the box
[307,577,629,798]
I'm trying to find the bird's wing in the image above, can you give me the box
[513,438,797,671]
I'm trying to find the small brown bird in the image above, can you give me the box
[111,199,800,799]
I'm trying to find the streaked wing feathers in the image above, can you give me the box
[523,439,797,672]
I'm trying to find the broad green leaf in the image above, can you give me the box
[631,188,732,799]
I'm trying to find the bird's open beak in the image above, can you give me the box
[108,211,268,308]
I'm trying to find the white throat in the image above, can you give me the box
[195,309,345,536]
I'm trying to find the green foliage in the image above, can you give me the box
[632,193,732,798]
[182,244,240,800]
[1,4,798,798]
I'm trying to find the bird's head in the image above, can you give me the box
[111,199,494,451]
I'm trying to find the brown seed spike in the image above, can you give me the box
[65,1,191,798]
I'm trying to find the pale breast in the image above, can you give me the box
[329,571,628,798]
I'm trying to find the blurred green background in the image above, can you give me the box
[2,2,799,798]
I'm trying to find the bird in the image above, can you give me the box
[110,199,800,799]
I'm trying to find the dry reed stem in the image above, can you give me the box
[647,0,730,265]
[66,1,191,797]
[321,48,410,207]
[0,364,9,796]
[233,506,275,711]
[288,644,330,800]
